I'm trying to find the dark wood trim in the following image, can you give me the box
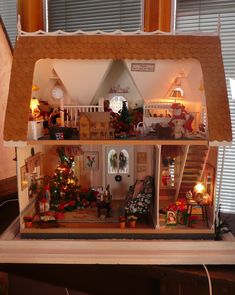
[144,0,172,32]
[18,0,44,32]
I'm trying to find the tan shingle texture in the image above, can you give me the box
[4,35,232,142]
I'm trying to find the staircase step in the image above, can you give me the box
[177,145,208,199]
[179,184,195,190]
[182,179,198,184]
[184,168,201,173]
[189,145,208,150]
[182,173,199,178]
[186,155,206,161]
[160,187,176,196]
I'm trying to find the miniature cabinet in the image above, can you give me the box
[27,120,44,140]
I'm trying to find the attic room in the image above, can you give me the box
[28,58,205,141]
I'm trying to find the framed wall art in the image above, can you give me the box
[21,165,28,191]
[84,152,99,171]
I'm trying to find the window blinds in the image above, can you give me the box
[47,0,143,32]
[176,0,235,213]
[0,0,17,46]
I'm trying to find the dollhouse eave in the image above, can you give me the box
[3,34,232,143]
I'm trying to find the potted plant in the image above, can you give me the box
[128,215,137,228]
[23,216,33,228]
[119,216,126,229]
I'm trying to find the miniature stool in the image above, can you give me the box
[187,200,209,228]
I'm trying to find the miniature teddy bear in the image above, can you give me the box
[172,119,185,139]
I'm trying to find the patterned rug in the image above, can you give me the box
[60,201,125,223]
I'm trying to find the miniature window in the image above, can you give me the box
[110,96,128,113]
[108,149,129,174]
[119,149,129,174]
[108,149,118,174]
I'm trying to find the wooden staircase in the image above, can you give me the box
[177,145,208,199]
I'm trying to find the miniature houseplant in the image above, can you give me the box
[119,216,126,229]
[128,215,137,228]
[23,216,33,228]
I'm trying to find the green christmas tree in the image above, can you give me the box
[50,147,80,211]
[120,100,130,124]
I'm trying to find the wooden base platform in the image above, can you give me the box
[20,225,214,240]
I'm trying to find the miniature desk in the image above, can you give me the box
[187,200,209,228]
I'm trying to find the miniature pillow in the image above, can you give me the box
[133,180,144,198]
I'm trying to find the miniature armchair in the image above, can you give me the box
[125,176,153,221]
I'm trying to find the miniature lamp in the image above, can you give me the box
[30,97,40,117]
[168,74,184,102]
[194,182,206,203]
[169,87,184,102]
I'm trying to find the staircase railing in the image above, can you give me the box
[199,146,210,182]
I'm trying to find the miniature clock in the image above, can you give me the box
[51,85,64,100]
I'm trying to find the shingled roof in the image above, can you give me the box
[4,34,232,143]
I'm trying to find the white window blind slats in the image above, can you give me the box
[176,0,235,213]
[0,0,17,46]
[47,0,142,32]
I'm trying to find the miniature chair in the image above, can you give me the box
[125,176,153,222]
[96,185,112,218]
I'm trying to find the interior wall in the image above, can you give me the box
[0,25,16,180]
[153,145,160,228]
[17,144,44,212]
[44,145,103,189]
[134,145,154,180]
[94,60,144,109]
[79,145,103,188]
[125,59,204,105]
[32,58,204,115]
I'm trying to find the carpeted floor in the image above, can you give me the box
[60,200,125,224]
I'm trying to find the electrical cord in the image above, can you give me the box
[0,198,18,209]
[203,264,212,295]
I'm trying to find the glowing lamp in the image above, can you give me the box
[30,97,40,117]
[194,182,206,203]
[169,87,184,102]
[194,182,206,194]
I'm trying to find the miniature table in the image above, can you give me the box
[186,200,209,228]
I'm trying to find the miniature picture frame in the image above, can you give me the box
[84,152,99,171]
[166,210,177,225]
[21,165,28,191]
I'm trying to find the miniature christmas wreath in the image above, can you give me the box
[115,175,122,182]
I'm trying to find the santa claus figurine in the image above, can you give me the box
[169,103,194,139]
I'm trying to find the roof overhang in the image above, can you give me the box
[4,34,232,143]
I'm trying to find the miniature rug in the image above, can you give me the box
[60,200,125,223]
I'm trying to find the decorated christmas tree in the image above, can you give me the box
[49,147,80,211]
[120,100,130,124]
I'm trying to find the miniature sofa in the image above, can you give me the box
[125,176,154,221]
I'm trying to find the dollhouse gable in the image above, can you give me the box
[3,33,232,144]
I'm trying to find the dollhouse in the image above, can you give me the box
[78,112,114,140]
[3,31,232,240]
